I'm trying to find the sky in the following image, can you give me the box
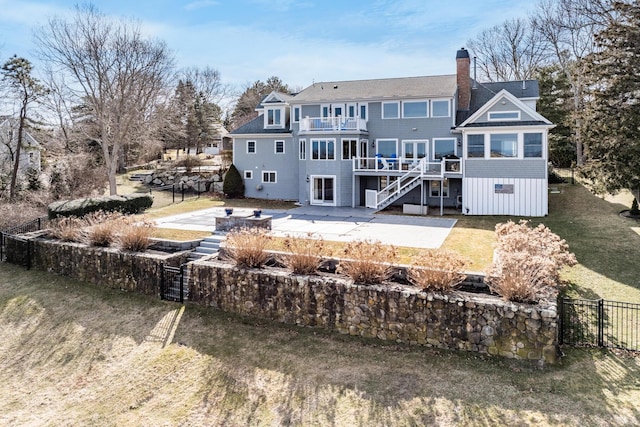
[0,0,538,91]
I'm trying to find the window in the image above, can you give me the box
[488,111,520,121]
[341,139,358,160]
[293,107,300,123]
[275,140,285,154]
[262,171,277,183]
[333,104,343,117]
[244,170,253,179]
[432,100,450,117]
[28,152,34,165]
[382,102,399,119]
[524,133,543,158]
[430,180,449,197]
[321,104,330,119]
[347,104,356,118]
[433,138,456,160]
[360,104,367,120]
[299,139,306,160]
[467,134,485,158]
[311,139,335,160]
[247,140,256,153]
[376,139,397,158]
[267,108,282,126]
[403,101,428,118]
[490,134,518,157]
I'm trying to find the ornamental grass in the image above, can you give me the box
[225,227,272,268]
[281,233,326,275]
[407,249,468,292]
[337,239,398,285]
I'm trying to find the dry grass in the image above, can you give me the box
[151,228,212,241]
[225,228,272,268]
[337,240,399,285]
[281,233,326,275]
[117,220,154,252]
[0,263,639,426]
[48,217,85,242]
[407,249,468,292]
[84,211,124,247]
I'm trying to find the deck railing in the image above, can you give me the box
[300,117,367,132]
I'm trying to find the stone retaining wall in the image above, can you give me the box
[189,260,559,364]
[28,238,189,296]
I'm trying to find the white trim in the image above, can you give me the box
[401,139,429,160]
[376,138,398,157]
[244,170,253,179]
[402,99,428,118]
[431,99,451,118]
[382,101,400,119]
[310,138,336,161]
[488,110,521,121]
[432,137,457,160]
[299,138,306,160]
[246,140,256,154]
[341,138,358,160]
[261,170,277,183]
[310,175,337,206]
[359,103,368,120]
[265,107,284,128]
[457,89,553,128]
[274,140,285,154]
[293,106,300,123]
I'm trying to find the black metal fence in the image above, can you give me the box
[161,264,187,303]
[150,183,203,205]
[560,297,640,351]
[1,216,48,264]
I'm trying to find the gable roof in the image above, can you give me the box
[292,75,457,103]
[230,114,292,135]
[456,88,552,129]
[0,118,42,149]
[258,91,294,108]
[456,80,540,125]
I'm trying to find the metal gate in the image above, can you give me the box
[161,264,187,303]
[559,298,640,351]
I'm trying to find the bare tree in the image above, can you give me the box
[531,0,615,165]
[1,56,48,201]
[468,18,550,82]
[35,5,174,195]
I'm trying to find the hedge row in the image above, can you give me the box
[48,193,154,219]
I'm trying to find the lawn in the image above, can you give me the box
[0,263,638,426]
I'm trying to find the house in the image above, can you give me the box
[230,48,553,216]
[0,117,43,175]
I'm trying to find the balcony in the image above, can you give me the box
[352,156,462,177]
[300,116,367,133]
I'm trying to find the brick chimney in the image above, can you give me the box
[456,48,471,111]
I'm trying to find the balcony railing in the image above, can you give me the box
[352,156,462,177]
[300,116,367,132]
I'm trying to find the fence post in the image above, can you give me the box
[558,297,565,346]
[597,299,604,347]
[179,264,184,304]
[181,183,185,202]
[26,239,31,270]
[172,184,175,204]
[160,262,165,300]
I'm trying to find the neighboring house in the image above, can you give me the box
[202,122,232,156]
[0,117,43,175]
[231,48,553,216]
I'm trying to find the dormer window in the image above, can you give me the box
[267,108,283,127]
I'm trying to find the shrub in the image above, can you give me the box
[337,240,398,285]
[486,253,555,303]
[84,211,124,247]
[223,164,244,198]
[48,193,153,219]
[407,249,468,292]
[117,219,154,252]
[48,216,85,242]
[631,198,640,216]
[281,233,325,275]
[486,220,577,302]
[174,155,203,172]
[225,227,272,268]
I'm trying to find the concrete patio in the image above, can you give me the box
[154,205,457,249]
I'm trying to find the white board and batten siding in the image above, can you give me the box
[463,178,548,217]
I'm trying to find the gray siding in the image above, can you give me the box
[464,159,547,179]
[474,97,536,123]
[233,137,298,200]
